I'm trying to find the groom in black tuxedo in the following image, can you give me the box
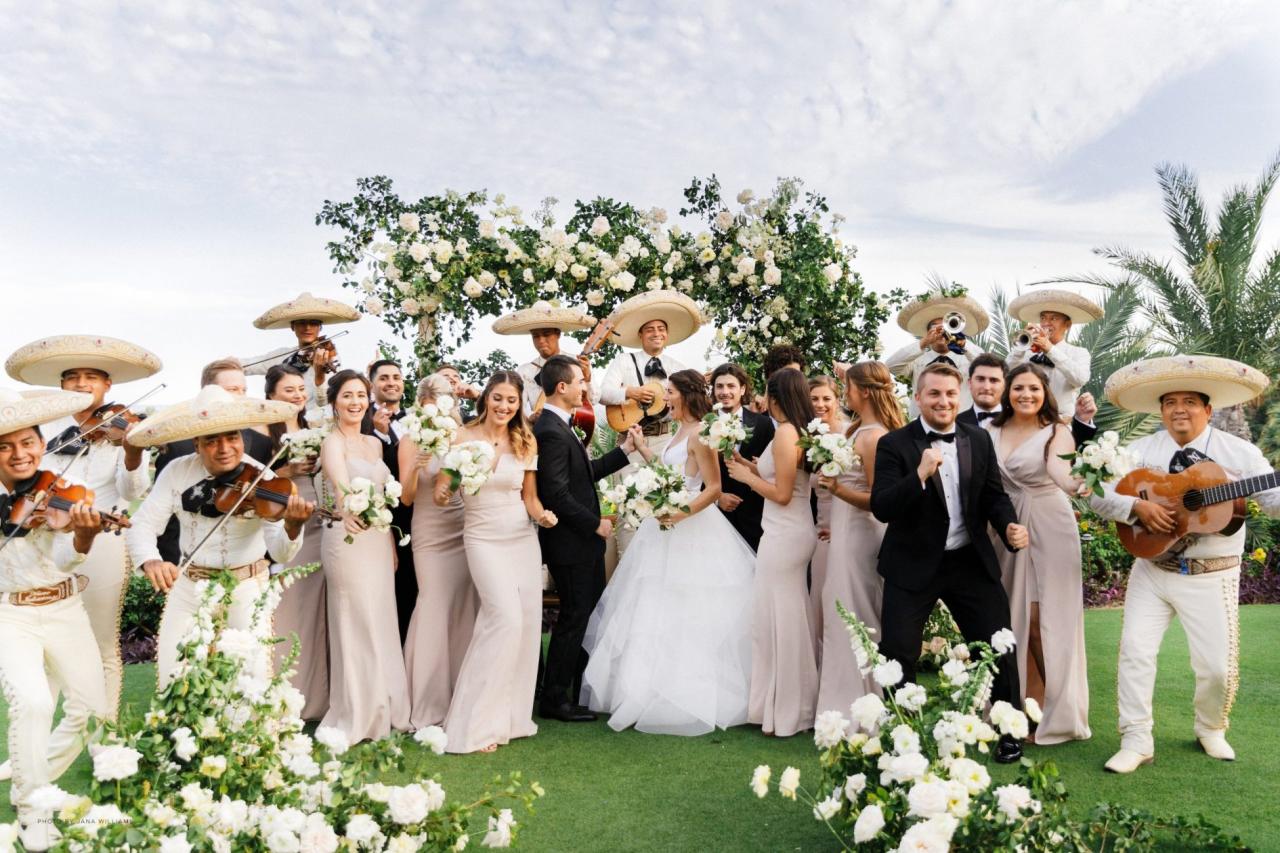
[709,363,774,550]
[871,362,1029,763]
[533,354,640,721]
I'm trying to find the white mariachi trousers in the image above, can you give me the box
[156,572,269,686]
[612,431,674,559]
[0,594,108,814]
[1116,559,1240,755]
[76,532,130,720]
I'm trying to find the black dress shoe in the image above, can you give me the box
[994,734,1023,764]
[539,701,597,722]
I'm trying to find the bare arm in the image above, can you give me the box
[728,423,801,505]
[521,469,556,527]
[320,433,352,497]
[828,427,886,510]
[397,437,421,507]
[1045,424,1080,494]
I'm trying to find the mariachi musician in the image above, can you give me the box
[242,291,361,407]
[1006,288,1102,434]
[884,291,988,418]
[492,300,599,419]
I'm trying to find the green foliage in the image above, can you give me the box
[121,572,164,638]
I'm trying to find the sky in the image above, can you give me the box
[2,0,1279,403]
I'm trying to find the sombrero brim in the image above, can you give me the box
[253,292,361,330]
[492,304,595,335]
[609,291,704,348]
[897,295,990,337]
[127,396,298,448]
[0,389,93,435]
[1105,355,1269,415]
[1008,289,1103,326]
[6,336,163,386]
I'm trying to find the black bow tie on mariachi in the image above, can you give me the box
[1169,446,1212,474]
[644,357,667,379]
[1030,352,1055,368]
[926,431,956,444]
[929,355,955,366]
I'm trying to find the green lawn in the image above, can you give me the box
[3,607,1277,851]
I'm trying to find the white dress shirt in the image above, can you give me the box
[42,415,151,511]
[0,504,85,593]
[918,418,971,551]
[543,402,573,425]
[886,341,984,417]
[1008,339,1090,418]
[241,345,329,407]
[598,350,687,406]
[1090,425,1280,559]
[126,454,303,569]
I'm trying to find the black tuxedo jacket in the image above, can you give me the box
[870,419,1019,592]
[957,407,1097,448]
[714,408,775,550]
[533,410,629,566]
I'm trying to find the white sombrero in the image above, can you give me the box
[896,294,989,337]
[125,385,297,448]
[609,290,704,349]
[253,292,361,330]
[1105,355,1270,415]
[0,388,93,436]
[1008,289,1103,326]
[5,335,163,387]
[492,301,595,335]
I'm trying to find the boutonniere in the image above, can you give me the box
[572,425,587,444]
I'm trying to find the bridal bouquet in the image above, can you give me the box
[442,440,496,495]
[1061,430,1134,497]
[699,403,750,460]
[341,476,407,544]
[601,461,692,530]
[281,426,327,464]
[402,395,459,457]
[798,419,859,476]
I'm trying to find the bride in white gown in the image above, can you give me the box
[582,369,756,736]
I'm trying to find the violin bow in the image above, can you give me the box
[176,444,291,575]
[47,383,168,454]
[239,329,351,371]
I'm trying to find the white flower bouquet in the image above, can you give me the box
[341,476,406,545]
[280,426,327,464]
[601,461,692,530]
[1060,430,1134,497]
[442,440,497,495]
[402,395,459,457]
[698,403,750,460]
[798,419,860,477]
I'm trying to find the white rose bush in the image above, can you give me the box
[341,476,407,545]
[402,395,459,458]
[1060,430,1135,497]
[18,567,543,851]
[798,419,860,477]
[698,403,750,461]
[600,461,692,530]
[441,440,496,496]
[751,602,1246,851]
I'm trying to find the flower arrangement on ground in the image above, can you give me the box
[799,419,859,476]
[698,403,749,461]
[12,566,542,851]
[341,477,407,545]
[601,462,692,530]
[441,441,496,496]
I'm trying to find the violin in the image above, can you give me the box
[79,402,146,446]
[290,336,342,376]
[5,470,132,534]
[211,466,340,524]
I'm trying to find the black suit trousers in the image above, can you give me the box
[879,544,1021,709]
[542,553,607,706]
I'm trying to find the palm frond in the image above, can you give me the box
[969,283,1018,357]
[1155,161,1211,271]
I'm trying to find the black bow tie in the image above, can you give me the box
[390,408,406,421]
[1030,352,1055,368]
[180,465,246,519]
[976,410,997,422]
[926,431,956,443]
[644,357,666,379]
[930,355,955,366]
[49,424,87,456]
[1169,447,1211,474]
[0,475,42,538]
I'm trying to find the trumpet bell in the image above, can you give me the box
[943,312,966,335]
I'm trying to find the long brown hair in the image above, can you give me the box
[991,363,1059,430]
[669,369,711,421]
[844,361,904,435]
[474,371,536,461]
[265,364,309,451]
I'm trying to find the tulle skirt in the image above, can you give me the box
[581,506,755,736]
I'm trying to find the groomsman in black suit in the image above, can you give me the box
[360,359,416,643]
[533,355,641,721]
[957,353,1100,447]
[709,364,774,550]
[870,362,1029,763]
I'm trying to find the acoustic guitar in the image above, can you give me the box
[1114,460,1278,558]
[530,317,617,444]
[605,379,668,432]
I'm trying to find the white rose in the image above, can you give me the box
[344,814,381,845]
[990,628,1016,655]
[872,659,903,688]
[588,216,610,237]
[398,212,420,233]
[479,220,497,239]
[91,744,142,781]
[822,262,842,284]
[763,265,782,286]
[210,796,249,834]
[27,784,71,813]
[812,792,841,821]
[777,766,800,800]
[402,298,422,316]
[300,813,340,853]
[384,480,403,501]
[994,784,1040,820]
[200,755,227,779]
[160,836,195,853]
[853,803,885,843]
[844,772,866,801]
[714,210,734,230]
[940,658,970,686]
[737,188,755,204]
[812,710,849,749]
[849,693,886,731]
[463,278,483,298]
[736,256,756,276]
[749,765,770,798]
[585,289,604,306]
[345,492,371,515]
[388,783,432,824]
[408,242,429,263]
[908,780,951,818]
[364,297,384,317]
[897,820,952,852]
[948,756,991,795]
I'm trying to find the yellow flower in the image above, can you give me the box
[1249,548,1267,563]
[1079,520,1090,533]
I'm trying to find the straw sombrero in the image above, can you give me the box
[6,335,163,387]
[1008,289,1103,326]
[609,290,704,349]
[253,292,361,330]
[0,388,93,436]
[125,385,297,448]
[896,294,989,337]
[492,301,595,335]
[1105,355,1269,415]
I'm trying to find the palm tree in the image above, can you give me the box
[1047,150,1280,439]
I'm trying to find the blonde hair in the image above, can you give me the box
[475,371,536,461]
[844,361,905,434]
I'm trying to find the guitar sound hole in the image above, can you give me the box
[1183,490,1203,511]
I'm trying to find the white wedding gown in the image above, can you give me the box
[581,434,756,735]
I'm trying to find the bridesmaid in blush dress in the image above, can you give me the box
[728,368,819,737]
[399,374,478,729]
[807,375,850,665]
[319,369,411,743]
[265,364,330,720]
[815,362,903,713]
[988,363,1091,745]
[436,371,558,754]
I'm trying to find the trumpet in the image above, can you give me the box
[942,311,966,339]
[1013,324,1043,353]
